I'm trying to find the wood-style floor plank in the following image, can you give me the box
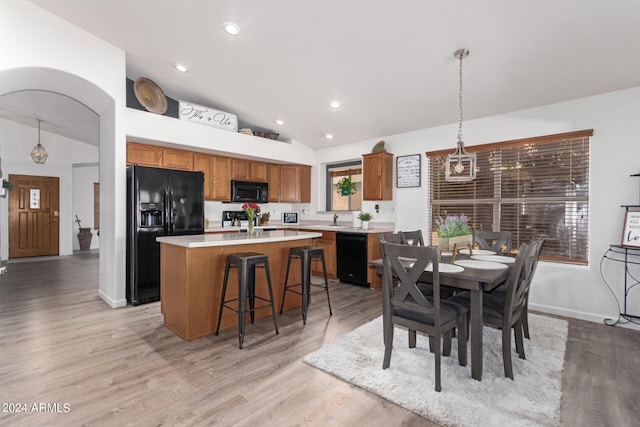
[0,251,639,426]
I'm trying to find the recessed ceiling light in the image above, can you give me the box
[329,100,342,109]
[174,63,189,73]
[275,119,285,126]
[222,21,241,36]
[325,134,334,139]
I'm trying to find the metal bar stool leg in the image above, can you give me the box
[319,252,332,316]
[247,263,256,324]
[280,251,294,314]
[215,261,232,335]
[263,259,279,335]
[301,252,311,325]
[237,259,247,349]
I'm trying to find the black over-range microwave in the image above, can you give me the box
[231,180,269,203]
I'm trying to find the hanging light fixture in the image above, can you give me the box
[445,48,476,182]
[31,119,48,164]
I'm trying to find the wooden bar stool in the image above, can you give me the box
[215,252,279,349]
[280,246,332,324]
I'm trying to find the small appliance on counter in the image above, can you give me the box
[222,210,277,232]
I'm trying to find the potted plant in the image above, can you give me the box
[358,212,373,229]
[435,214,473,251]
[2,179,12,191]
[335,175,357,196]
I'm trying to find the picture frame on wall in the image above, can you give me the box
[396,154,421,188]
[621,210,640,248]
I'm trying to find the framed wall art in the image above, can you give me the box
[396,154,421,188]
[621,210,640,247]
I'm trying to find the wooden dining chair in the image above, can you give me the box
[400,230,424,246]
[380,242,468,392]
[474,231,513,254]
[450,242,535,379]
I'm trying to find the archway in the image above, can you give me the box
[0,66,126,307]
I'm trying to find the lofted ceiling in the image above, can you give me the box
[3,0,640,149]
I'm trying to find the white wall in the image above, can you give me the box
[317,86,640,325]
[72,164,100,250]
[0,119,99,257]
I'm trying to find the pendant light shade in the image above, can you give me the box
[445,49,476,182]
[31,119,48,164]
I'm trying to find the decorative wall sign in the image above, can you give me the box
[622,210,640,247]
[178,100,238,132]
[396,154,421,188]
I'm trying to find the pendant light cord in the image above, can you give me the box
[457,51,464,144]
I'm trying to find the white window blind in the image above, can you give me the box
[427,130,592,264]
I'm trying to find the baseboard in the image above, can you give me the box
[529,302,640,330]
[98,289,127,308]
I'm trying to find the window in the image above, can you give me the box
[427,130,592,264]
[326,161,363,211]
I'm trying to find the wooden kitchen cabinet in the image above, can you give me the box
[267,164,280,202]
[162,147,193,170]
[362,152,393,200]
[127,142,163,167]
[313,231,337,278]
[280,165,311,203]
[231,159,267,181]
[193,154,214,200]
[211,155,232,201]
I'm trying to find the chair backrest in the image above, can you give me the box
[379,233,403,244]
[522,237,545,297]
[501,242,534,328]
[474,231,513,254]
[380,242,442,324]
[400,230,425,246]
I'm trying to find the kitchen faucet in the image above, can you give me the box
[333,214,339,226]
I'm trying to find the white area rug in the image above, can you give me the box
[303,314,567,427]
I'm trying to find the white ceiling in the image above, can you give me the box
[4,0,640,149]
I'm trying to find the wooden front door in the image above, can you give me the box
[8,174,60,258]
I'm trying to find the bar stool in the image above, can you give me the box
[215,252,279,349]
[280,246,332,324]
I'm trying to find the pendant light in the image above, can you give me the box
[31,119,48,164]
[445,49,476,182]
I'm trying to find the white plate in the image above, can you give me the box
[458,249,496,255]
[409,262,464,273]
[454,259,508,270]
[471,254,516,264]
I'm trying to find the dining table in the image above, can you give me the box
[370,251,512,381]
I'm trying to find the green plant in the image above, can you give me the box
[358,212,373,221]
[435,214,472,238]
[335,175,357,196]
[2,179,13,191]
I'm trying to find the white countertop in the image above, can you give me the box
[204,223,395,234]
[157,230,322,248]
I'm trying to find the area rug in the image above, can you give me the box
[303,314,567,427]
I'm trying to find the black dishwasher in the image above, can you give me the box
[336,232,368,286]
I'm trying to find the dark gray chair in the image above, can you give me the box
[490,237,544,339]
[379,233,403,244]
[474,231,513,254]
[380,242,468,392]
[400,230,425,246]
[450,242,536,379]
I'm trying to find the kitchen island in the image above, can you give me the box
[157,230,322,340]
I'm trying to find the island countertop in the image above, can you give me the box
[157,229,322,248]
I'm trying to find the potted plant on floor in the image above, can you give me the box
[358,212,373,229]
[435,214,472,251]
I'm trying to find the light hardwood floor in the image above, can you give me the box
[1,251,639,426]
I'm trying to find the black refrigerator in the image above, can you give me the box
[126,164,205,305]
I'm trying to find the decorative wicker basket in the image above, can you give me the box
[253,131,279,140]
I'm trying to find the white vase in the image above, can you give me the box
[361,221,370,230]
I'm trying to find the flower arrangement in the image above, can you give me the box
[242,203,260,234]
[435,214,472,238]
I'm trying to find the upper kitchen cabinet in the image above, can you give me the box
[126,142,193,171]
[267,164,280,202]
[362,152,393,200]
[212,155,232,201]
[162,147,194,170]
[126,142,162,167]
[280,165,311,203]
[193,154,214,200]
[231,159,268,182]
